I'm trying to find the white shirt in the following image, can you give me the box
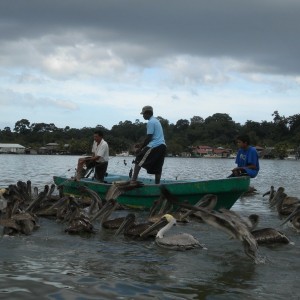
[92,139,109,162]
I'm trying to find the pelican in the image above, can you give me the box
[242,213,291,245]
[105,180,143,201]
[140,214,206,250]
[0,212,39,236]
[25,184,50,213]
[251,228,290,244]
[91,199,125,230]
[158,186,259,260]
[182,206,259,261]
[281,205,300,232]
[147,193,189,223]
[269,187,300,215]
[263,185,275,202]
[115,213,166,238]
[65,215,96,234]
[177,194,218,222]
[77,185,105,217]
[0,188,8,212]
[241,186,258,197]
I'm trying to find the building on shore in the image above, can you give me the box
[0,143,26,154]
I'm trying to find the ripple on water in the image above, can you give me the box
[0,155,300,299]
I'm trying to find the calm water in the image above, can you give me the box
[0,155,299,300]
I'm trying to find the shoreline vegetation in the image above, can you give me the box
[0,152,298,161]
[0,110,299,160]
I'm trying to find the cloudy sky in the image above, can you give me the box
[1,0,300,130]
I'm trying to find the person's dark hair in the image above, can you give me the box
[237,134,250,144]
[94,130,104,137]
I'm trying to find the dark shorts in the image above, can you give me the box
[135,144,166,175]
[85,160,108,181]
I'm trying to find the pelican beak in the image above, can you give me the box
[114,215,133,236]
[91,200,117,222]
[139,218,167,237]
[281,205,300,226]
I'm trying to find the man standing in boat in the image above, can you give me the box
[75,130,109,181]
[228,134,259,178]
[131,106,167,184]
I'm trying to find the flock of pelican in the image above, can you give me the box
[0,180,299,264]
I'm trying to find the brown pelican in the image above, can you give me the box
[246,214,260,230]
[0,184,40,236]
[0,212,39,236]
[25,184,55,213]
[147,193,189,224]
[91,199,125,229]
[0,218,22,235]
[177,194,218,223]
[158,186,258,259]
[42,195,82,223]
[263,185,275,202]
[114,213,167,238]
[281,205,300,232]
[241,186,258,197]
[104,180,143,201]
[269,187,300,215]
[164,196,260,262]
[77,185,106,217]
[0,188,8,212]
[202,208,260,262]
[65,215,96,234]
[45,195,96,234]
[140,214,206,250]
[251,228,290,245]
[241,213,291,245]
[0,191,39,236]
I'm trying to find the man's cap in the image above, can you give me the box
[140,105,153,114]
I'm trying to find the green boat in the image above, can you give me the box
[53,174,250,210]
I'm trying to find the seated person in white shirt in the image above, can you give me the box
[75,130,109,181]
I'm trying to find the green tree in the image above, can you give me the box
[14,119,31,134]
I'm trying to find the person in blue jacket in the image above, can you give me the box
[228,134,259,178]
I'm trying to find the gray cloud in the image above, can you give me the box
[0,0,299,75]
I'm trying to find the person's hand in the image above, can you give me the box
[231,168,243,176]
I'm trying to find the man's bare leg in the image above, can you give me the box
[155,173,161,184]
[131,164,141,182]
[76,157,86,180]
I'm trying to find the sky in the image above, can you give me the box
[1,0,300,131]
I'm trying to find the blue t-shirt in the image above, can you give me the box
[147,116,166,148]
[235,146,259,178]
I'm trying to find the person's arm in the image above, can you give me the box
[244,164,257,170]
[141,134,152,148]
[84,152,98,162]
[135,134,153,152]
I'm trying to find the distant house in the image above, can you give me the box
[212,147,231,158]
[46,143,59,154]
[192,145,232,158]
[0,143,26,154]
[38,147,48,154]
[46,143,59,150]
[193,145,213,157]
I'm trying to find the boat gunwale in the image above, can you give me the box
[53,175,250,195]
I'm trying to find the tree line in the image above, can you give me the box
[1,111,299,157]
